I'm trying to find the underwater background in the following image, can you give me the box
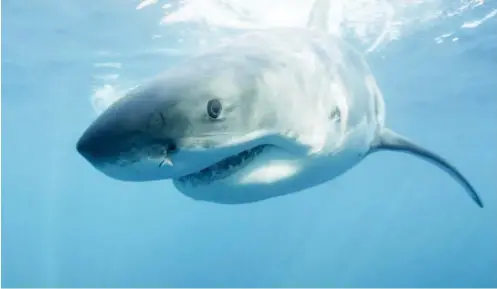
[2,0,497,287]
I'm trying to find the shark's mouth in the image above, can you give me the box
[176,145,268,186]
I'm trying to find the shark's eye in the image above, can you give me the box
[207,99,222,119]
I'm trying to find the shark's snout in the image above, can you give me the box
[75,84,198,181]
[77,108,130,163]
[76,131,98,162]
[77,123,177,164]
[77,112,178,159]
[76,121,125,162]
[76,110,181,181]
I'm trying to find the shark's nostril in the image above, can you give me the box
[76,125,128,161]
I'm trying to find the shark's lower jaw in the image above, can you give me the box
[175,145,269,186]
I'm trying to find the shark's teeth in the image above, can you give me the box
[178,145,267,186]
[159,156,173,167]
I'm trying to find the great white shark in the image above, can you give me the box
[77,0,483,207]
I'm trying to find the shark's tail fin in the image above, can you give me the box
[371,128,483,208]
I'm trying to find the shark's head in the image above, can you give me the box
[77,49,321,198]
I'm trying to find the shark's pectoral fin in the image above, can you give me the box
[370,128,483,208]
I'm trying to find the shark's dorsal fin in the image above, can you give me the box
[306,0,331,32]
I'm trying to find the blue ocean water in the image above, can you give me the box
[2,0,496,287]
